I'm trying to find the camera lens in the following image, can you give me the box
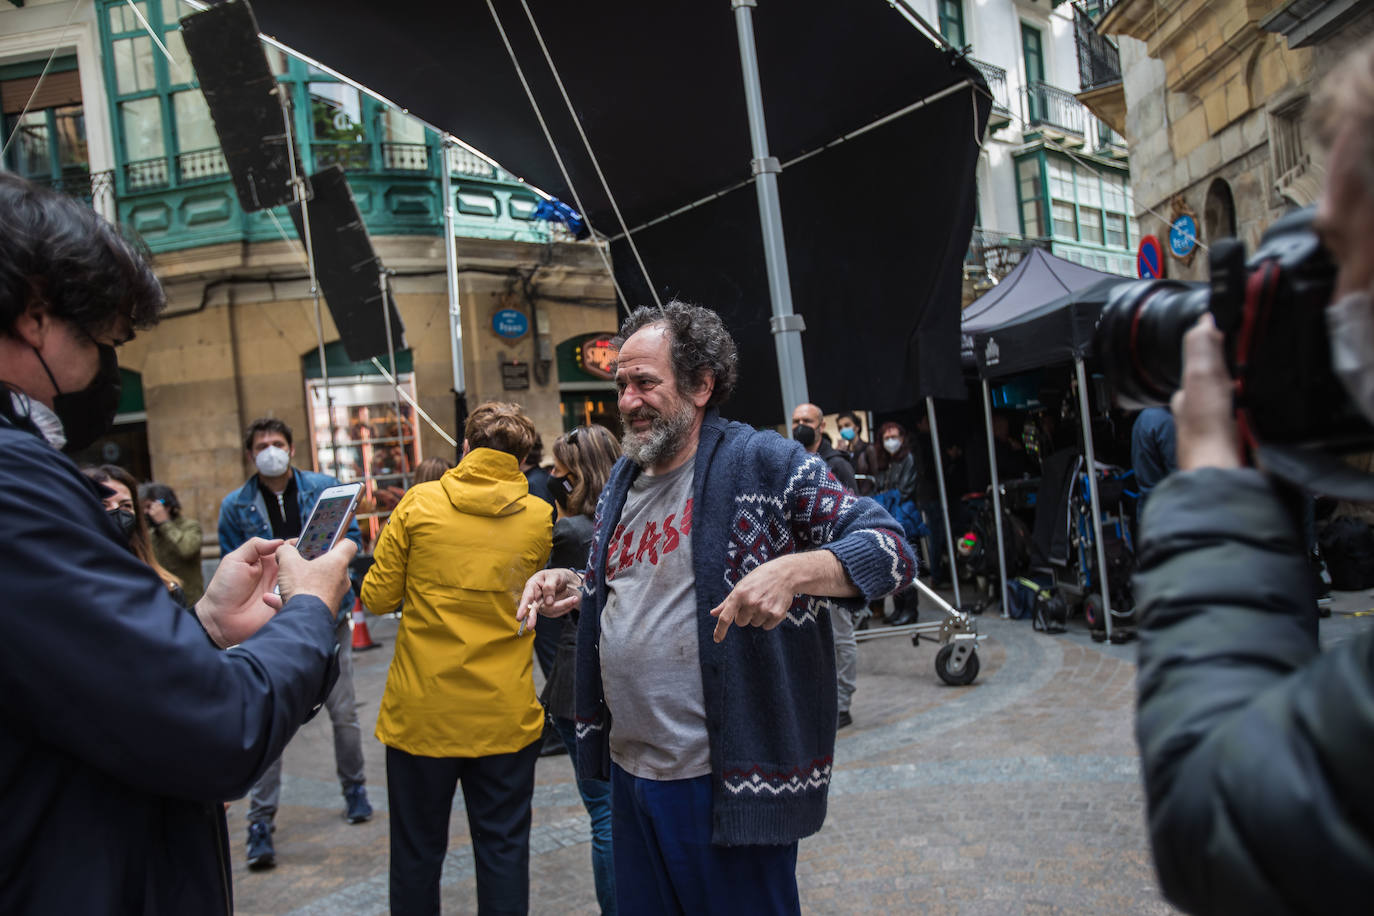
[1095,280,1211,407]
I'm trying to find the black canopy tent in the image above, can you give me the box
[241,0,991,427]
[961,267,1137,633]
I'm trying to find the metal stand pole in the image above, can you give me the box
[981,379,1009,618]
[731,0,809,428]
[276,86,338,471]
[1075,358,1113,640]
[380,271,411,490]
[441,137,469,457]
[926,396,961,607]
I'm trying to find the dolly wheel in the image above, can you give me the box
[935,643,980,686]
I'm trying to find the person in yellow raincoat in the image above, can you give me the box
[361,401,553,915]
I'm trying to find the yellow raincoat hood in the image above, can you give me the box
[361,447,553,757]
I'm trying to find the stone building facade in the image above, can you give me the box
[1092,0,1374,280]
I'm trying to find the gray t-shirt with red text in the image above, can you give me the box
[598,457,709,780]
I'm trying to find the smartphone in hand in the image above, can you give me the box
[296,484,363,560]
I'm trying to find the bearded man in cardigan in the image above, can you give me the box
[518,301,917,914]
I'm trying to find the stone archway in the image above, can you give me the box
[1204,178,1237,244]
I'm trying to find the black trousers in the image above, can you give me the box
[387,739,541,916]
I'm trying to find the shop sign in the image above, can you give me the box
[578,334,618,380]
[492,308,529,340]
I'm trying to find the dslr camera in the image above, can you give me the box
[1094,206,1374,455]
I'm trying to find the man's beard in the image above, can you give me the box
[621,396,697,468]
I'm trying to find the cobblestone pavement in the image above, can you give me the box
[228,588,1374,915]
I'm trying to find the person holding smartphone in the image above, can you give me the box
[218,417,372,869]
[0,172,357,915]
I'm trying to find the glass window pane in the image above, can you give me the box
[310,83,366,142]
[162,0,195,26]
[1104,213,1126,248]
[1077,166,1101,207]
[120,96,164,162]
[1080,208,1103,245]
[1021,200,1042,236]
[173,89,217,152]
[162,29,193,84]
[7,111,51,178]
[113,37,157,95]
[108,2,149,34]
[1052,200,1076,238]
[1049,158,1073,200]
[53,105,88,175]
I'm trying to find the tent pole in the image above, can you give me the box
[441,137,469,457]
[380,270,411,490]
[925,396,961,607]
[980,379,1009,618]
[1075,358,1113,639]
[731,0,809,427]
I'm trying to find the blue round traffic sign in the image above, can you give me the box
[1137,235,1163,279]
[492,308,529,339]
[1168,214,1197,260]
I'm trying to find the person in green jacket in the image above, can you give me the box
[140,481,205,604]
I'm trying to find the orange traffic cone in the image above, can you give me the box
[350,598,381,651]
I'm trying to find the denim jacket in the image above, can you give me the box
[218,467,362,617]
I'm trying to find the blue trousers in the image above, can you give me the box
[610,764,800,915]
[553,717,616,915]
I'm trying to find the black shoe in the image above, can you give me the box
[246,821,275,870]
[837,710,853,729]
[344,784,372,824]
[888,608,919,626]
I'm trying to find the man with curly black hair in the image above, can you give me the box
[0,173,356,913]
[519,300,917,914]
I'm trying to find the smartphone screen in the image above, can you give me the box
[297,488,359,560]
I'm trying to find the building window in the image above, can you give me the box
[309,81,369,171]
[1015,150,1133,252]
[1021,23,1045,122]
[1204,178,1237,243]
[938,0,965,49]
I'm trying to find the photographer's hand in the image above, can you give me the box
[1172,313,1242,471]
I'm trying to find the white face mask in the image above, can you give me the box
[1326,291,1374,425]
[883,437,902,454]
[254,445,292,478]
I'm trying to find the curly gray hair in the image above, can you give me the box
[613,300,738,408]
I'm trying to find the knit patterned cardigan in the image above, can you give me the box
[574,409,918,846]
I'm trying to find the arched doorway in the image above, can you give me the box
[1204,179,1237,244]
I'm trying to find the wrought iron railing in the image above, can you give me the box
[448,146,498,180]
[177,147,229,184]
[382,142,430,171]
[45,169,116,212]
[1024,80,1089,135]
[966,228,1052,283]
[970,58,1011,115]
[1074,4,1122,91]
[124,156,171,192]
[312,143,371,172]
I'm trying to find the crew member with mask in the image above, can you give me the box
[218,417,372,869]
[0,173,355,913]
[1133,38,1374,914]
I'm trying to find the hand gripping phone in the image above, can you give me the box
[296,483,362,560]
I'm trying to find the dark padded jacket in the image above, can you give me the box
[1134,467,1374,916]
[0,411,339,915]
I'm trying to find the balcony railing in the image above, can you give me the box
[177,147,230,184]
[1024,80,1089,136]
[312,143,371,172]
[124,156,171,192]
[1074,4,1122,91]
[970,58,1011,117]
[448,146,498,180]
[966,228,1051,284]
[382,142,430,171]
[44,169,116,213]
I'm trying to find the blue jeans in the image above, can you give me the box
[553,717,616,915]
[610,763,800,915]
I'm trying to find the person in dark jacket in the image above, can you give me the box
[1133,40,1374,915]
[857,421,923,625]
[0,172,356,915]
[542,423,621,914]
[518,302,916,914]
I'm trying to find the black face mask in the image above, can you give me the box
[34,343,122,452]
[548,473,575,510]
[108,507,138,542]
[792,424,817,449]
